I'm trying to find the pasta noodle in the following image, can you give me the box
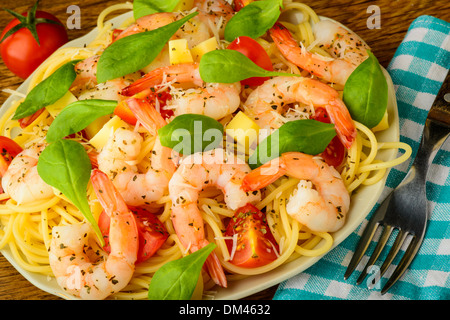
[0,0,412,300]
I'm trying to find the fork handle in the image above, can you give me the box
[402,75,450,188]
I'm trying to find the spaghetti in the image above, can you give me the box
[0,0,412,300]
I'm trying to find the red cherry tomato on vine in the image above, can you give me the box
[314,107,345,167]
[227,36,274,87]
[0,2,68,79]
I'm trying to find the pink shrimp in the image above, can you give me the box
[70,55,140,101]
[169,148,261,287]
[243,76,356,149]
[97,98,178,207]
[270,21,370,86]
[242,152,350,233]
[49,170,139,300]
[121,63,241,121]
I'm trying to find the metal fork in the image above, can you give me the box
[344,74,450,294]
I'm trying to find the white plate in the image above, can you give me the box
[0,11,399,300]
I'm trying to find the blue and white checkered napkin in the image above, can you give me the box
[273,15,450,300]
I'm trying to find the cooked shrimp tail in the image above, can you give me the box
[49,170,138,300]
[126,97,167,135]
[121,63,202,97]
[169,148,262,287]
[243,76,356,148]
[242,152,350,232]
[270,21,369,86]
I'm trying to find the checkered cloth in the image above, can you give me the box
[273,15,450,300]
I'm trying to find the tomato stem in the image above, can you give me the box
[0,0,63,45]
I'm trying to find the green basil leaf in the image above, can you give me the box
[224,0,283,42]
[133,0,181,20]
[37,140,103,245]
[199,49,299,83]
[343,51,388,128]
[158,114,224,155]
[148,243,216,300]
[248,119,336,169]
[12,60,80,120]
[46,99,117,143]
[96,12,198,83]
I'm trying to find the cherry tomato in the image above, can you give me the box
[227,36,273,87]
[114,89,173,125]
[98,207,169,264]
[225,203,278,268]
[0,136,23,176]
[314,107,345,167]
[1,3,68,79]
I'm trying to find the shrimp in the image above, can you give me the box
[1,144,54,204]
[169,148,261,287]
[49,169,139,300]
[243,76,356,149]
[97,98,177,207]
[70,55,140,101]
[114,12,210,49]
[242,152,350,233]
[114,0,234,47]
[122,63,241,121]
[270,21,370,86]
[193,0,235,37]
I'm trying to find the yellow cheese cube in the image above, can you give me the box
[225,111,260,155]
[372,110,389,132]
[191,37,219,62]
[174,0,194,11]
[169,39,194,65]
[45,91,77,118]
[84,115,113,140]
[89,115,129,150]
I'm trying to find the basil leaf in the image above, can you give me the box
[199,49,299,83]
[133,0,180,20]
[37,139,103,245]
[158,114,224,155]
[46,99,117,143]
[12,60,80,120]
[224,0,283,41]
[97,12,198,83]
[343,51,388,128]
[148,243,216,300]
[248,119,336,169]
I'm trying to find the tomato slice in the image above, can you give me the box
[0,136,23,176]
[114,88,173,125]
[225,203,278,268]
[314,107,345,167]
[227,36,273,87]
[98,206,169,263]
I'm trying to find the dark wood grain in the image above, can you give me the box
[0,0,448,301]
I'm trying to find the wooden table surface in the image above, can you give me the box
[0,0,449,301]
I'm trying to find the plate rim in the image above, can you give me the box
[0,10,400,300]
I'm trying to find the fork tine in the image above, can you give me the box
[378,229,409,278]
[344,218,381,280]
[381,234,424,294]
[356,225,393,285]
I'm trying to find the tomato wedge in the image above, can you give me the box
[225,203,278,268]
[114,88,173,125]
[0,136,23,176]
[227,36,273,87]
[314,107,345,167]
[98,206,169,263]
